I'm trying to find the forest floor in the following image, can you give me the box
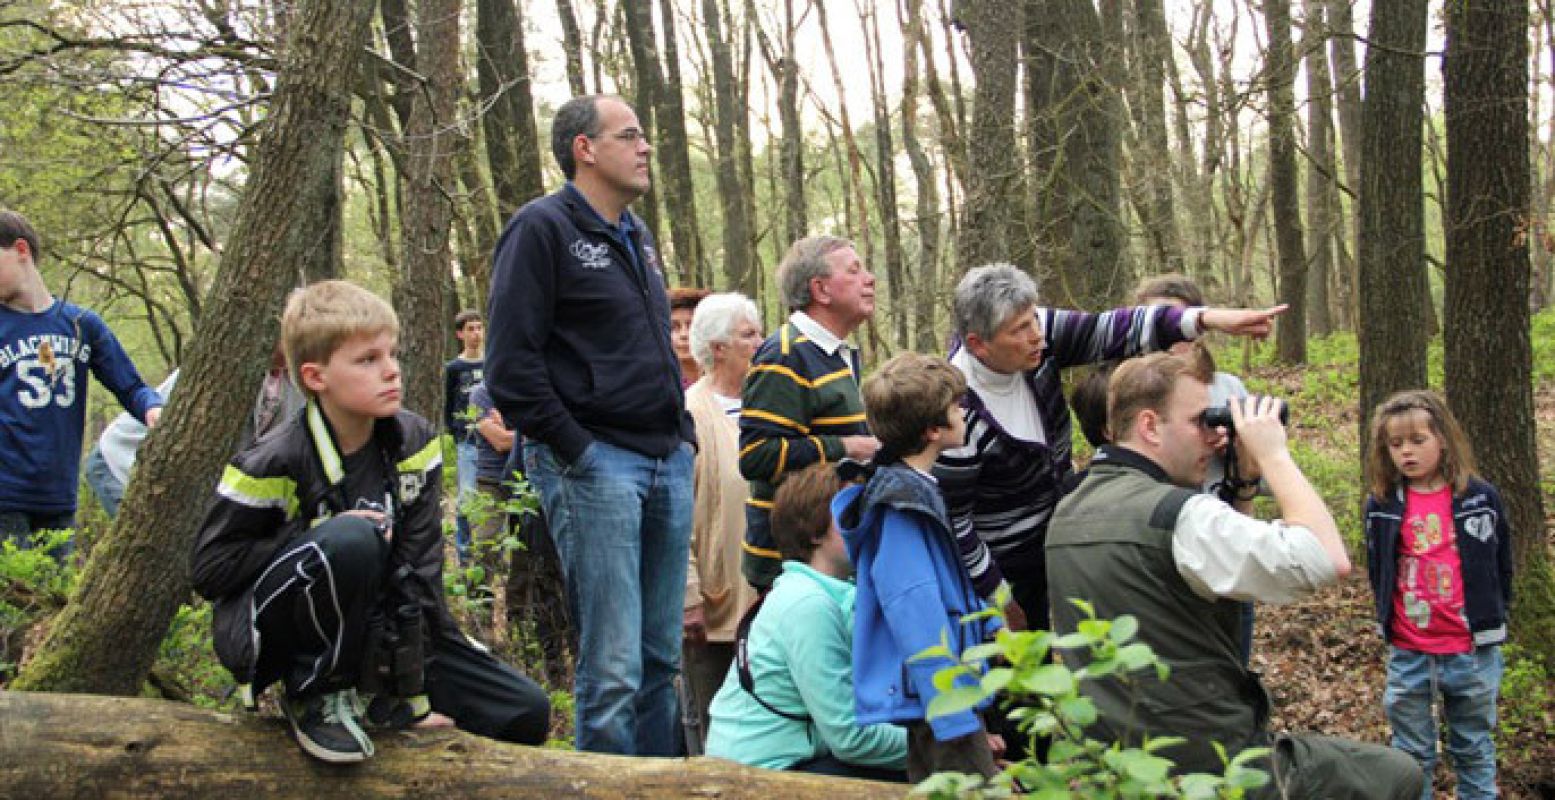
[1245,363,1555,800]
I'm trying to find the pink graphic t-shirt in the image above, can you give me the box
[1390,485,1472,654]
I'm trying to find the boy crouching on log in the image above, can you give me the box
[191,280,549,763]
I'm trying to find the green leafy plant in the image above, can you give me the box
[0,529,77,684]
[1497,643,1553,744]
[914,595,1269,799]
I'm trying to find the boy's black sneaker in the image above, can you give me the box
[281,689,376,764]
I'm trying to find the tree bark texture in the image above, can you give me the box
[955,0,1025,270]
[758,0,807,248]
[1124,0,1184,274]
[654,0,707,286]
[704,0,757,294]
[1264,0,1307,363]
[1024,0,1125,309]
[1441,0,1555,666]
[621,0,665,252]
[0,692,905,799]
[1327,0,1364,327]
[455,124,501,304]
[378,0,417,133]
[1355,0,1430,448]
[862,0,908,350]
[555,0,589,97]
[296,144,344,283]
[477,0,544,218]
[11,0,377,694]
[394,0,461,426]
[900,0,943,351]
[1303,0,1335,336]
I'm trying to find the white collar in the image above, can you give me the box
[951,346,1022,397]
[790,310,851,357]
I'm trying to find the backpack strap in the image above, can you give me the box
[735,594,812,723]
[1149,486,1199,530]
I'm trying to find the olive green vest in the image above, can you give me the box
[1047,453,1271,775]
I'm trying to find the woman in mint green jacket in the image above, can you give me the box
[704,465,907,780]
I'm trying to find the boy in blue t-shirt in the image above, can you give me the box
[0,209,163,551]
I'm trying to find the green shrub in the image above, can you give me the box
[1498,644,1553,746]
[917,597,1270,798]
[0,530,77,684]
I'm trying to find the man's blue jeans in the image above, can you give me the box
[524,438,693,755]
[454,440,478,564]
[1384,645,1503,800]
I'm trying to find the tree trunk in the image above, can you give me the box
[455,126,501,304]
[12,0,377,695]
[918,0,968,189]
[704,0,757,294]
[1124,0,1185,273]
[812,0,873,247]
[900,0,943,352]
[1184,1,1228,292]
[1024,0,1125,309]
[620,0,664,252]
[861,0,908,349]
[378,0,417,133]
[477,0,544,218]
[0,693,904,799]
[654,0,707,286]
[955,0,1025,270]
[555,0,589,97]
[753,0,808,249]
[1356,0,1430,453]
[1327,0,1364,327]
[1442,0,1555,669]
[733,1,763,296]
[394,0,462,424]
[297,146,344,283]
[1264,0,1307,363]
[1303,0,1335,336]
[1174,3,1216,283]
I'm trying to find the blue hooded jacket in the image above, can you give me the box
[834,462,999,742]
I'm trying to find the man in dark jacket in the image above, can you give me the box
[485,94,695,756]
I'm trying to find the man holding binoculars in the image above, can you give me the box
[1046,352,1425,798]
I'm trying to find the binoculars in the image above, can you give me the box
[1200,398,1289,434]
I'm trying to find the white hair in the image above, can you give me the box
[689,292,761,372]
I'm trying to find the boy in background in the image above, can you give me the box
[834,352,1004,783]
[0,209,163,552]
[444,310,484,564]
[192,281,547,764]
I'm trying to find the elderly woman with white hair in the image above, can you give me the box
[680,292,764,753]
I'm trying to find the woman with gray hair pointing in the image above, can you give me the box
[934,263,1284,633]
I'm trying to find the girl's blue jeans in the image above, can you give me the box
[1383,644,1502,800]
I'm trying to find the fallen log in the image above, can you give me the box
[0,692,907,798]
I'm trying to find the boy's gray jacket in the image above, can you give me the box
[191,402,447,682]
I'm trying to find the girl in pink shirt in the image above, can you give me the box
[1363,390,1513,800]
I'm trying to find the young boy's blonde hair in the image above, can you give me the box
[861,352,967,457]
[281,280,399,398]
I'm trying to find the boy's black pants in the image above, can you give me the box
[251,515,551,745]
